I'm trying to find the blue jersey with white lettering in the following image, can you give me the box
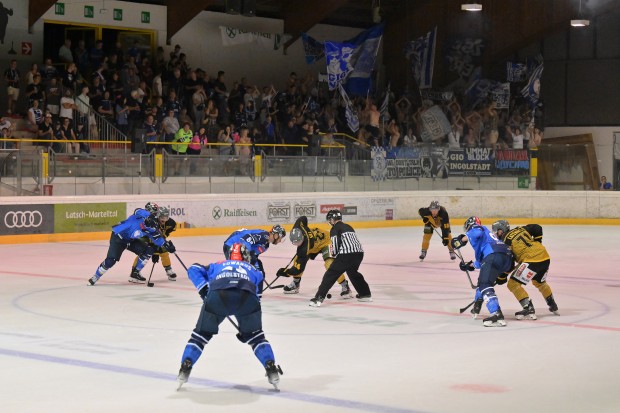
[111,209,164,247]
[466,225,511,268]
[187,260,264,296]
[224,229,271,259]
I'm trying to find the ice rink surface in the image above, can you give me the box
[1,225,619,413]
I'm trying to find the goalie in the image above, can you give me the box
[277,216,351,297]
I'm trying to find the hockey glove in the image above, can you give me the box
[442,238,450,246]
[151,254,160,264]
[198,285,208,300]
[451,234,468,250]
[459,260,475,272]
[164,240,176,253]
[496,274,508,285]
[276,267,289,277]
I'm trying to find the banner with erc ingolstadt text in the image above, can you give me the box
[54,203,126,233]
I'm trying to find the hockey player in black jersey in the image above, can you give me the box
[309,210,372,307]
[418,200,456,261]
[278,215,351,297]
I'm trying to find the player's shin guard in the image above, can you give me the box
[239,330,274,367]
[507,278,529,302]
[182,331,212,366]
[533,279,553,299]
[481,287,500,314]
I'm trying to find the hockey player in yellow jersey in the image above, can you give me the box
[131,206,178,281]
[418,201,456,261]
[276,215,351,297]
[492,220,559,319]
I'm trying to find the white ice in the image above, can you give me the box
[1,225,619,413]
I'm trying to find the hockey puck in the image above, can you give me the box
[326,293,332,299]
[147,282,154,287]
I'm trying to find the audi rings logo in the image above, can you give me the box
[4,210,43,228]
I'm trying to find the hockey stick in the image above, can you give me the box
[261,255,297,292]
[173,252,240,332]
[146,261,156,287]
[459,299,476,313]
[453,248,478,289]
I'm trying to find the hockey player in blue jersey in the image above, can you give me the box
[88,207,175,285]
[451,216,514,327]
[223,224,286,276]
[177,243,283,391]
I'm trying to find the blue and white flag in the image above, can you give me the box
[506,62,526,82]
[521,62,543,109]
[325,23,384,95]
[301,33,325,64]
[379,82,390,122]
[405,27,437,89]
[491,82,511,109]
[339,83,359,133]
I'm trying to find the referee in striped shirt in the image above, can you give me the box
[309,209,372,307]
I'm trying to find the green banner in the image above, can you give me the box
[54,203,126,233]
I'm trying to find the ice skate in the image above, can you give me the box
[283,279,300,294]
[449,250,457,260]
[165,266,177,281]
[176,359,192,390]
[309,296,324,307]
[339,280,352,298]
[471,299,483,319]
[546,294,560,315]
[87,274,101,286]
[483,310,507,327]
[515,300,537,320]
[355,294,373,302]
[265,360,283,391]
[419,249,427,261]
[129,269,146,284]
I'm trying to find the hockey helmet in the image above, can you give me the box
[157,206,170,219]
[230,243,251,263]
[492,220,510,238]
[271,224,286,239]
[429,200,440,211]
[290,228,304,245]
[464,216,481,232]
[326,209,342,223]
[144,202,159,214]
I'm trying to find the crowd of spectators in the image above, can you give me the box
[3,36,544,158]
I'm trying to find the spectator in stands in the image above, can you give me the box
[60,118,79,154]
[41,58,58,87]
[97,89,114,121]
[74,39,89,75]
[25,73,44,107]
[37,113,54,151]
[218,125,234,156]
[4,59,20,115]
[115,96,129,136]
[58,39,73,64]
[161,108,180,152]
[143,114,158,153]
[188,126,207,156]
[45,77,61,121]
[191,83,207,131]
[75,85,90,136]
[599,176,612,191]
[62,62,78,93]
[0,115,13,149]
[27,99,43,132]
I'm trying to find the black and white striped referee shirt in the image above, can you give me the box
[330,221,364,256]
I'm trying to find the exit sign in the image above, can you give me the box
[55,3,65,15]
[113,9,123,21]
[141,11,150,24]
[84,5,94,18]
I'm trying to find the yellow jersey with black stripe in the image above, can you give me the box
[287,216,330,276]
[503,226,549,263]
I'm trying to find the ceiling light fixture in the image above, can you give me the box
[571,0,589,27]
[461,3,482,12]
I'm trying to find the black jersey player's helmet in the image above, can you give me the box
[230,243,251,263]
[290,228,304,245]
[429,200,440,211]
[492,220,510,239]
[464,216,481,232]
[326,209,342,225]
[143,214,158,230]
